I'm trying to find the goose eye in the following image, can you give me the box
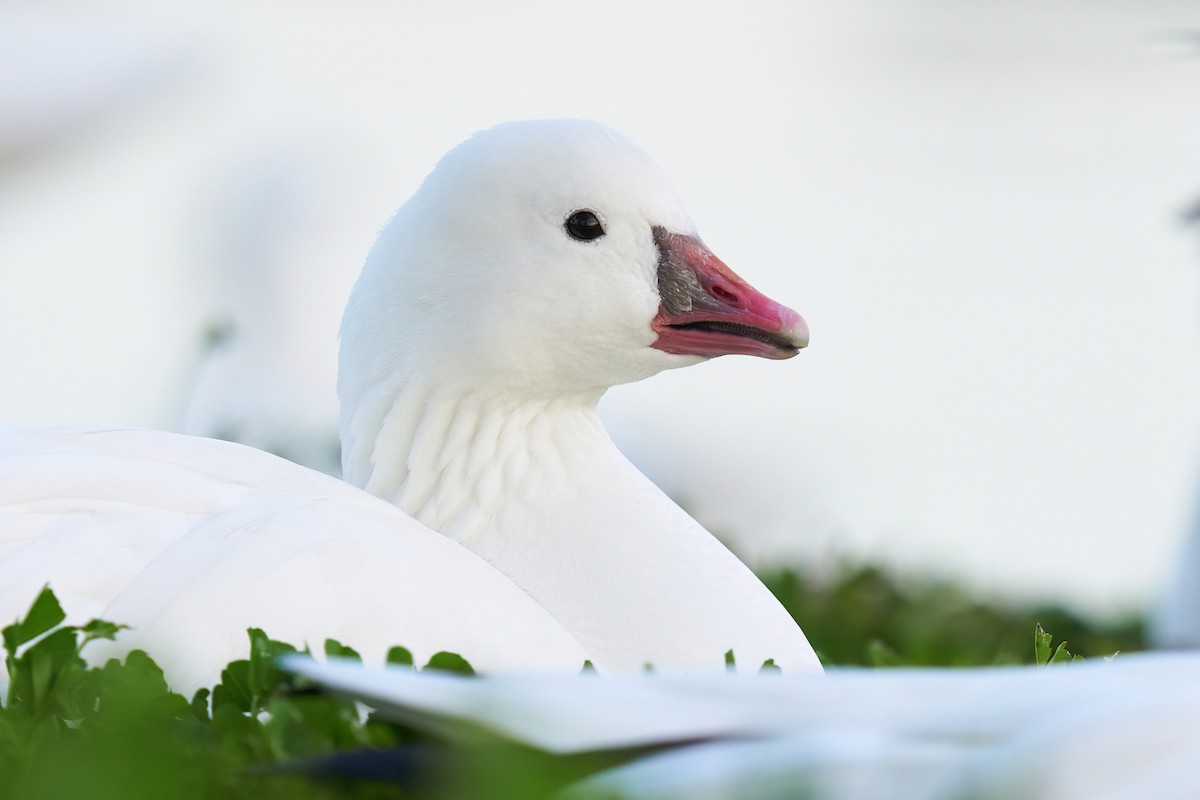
[565,210,605,241]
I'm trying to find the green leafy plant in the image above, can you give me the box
[2,586,126,719]
[1034,623,1084,666]
[760,563,1143,667]
[0,586,474,799]
[0,566,1148,799]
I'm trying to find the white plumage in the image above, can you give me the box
[0,120,819,690]
[286,652,1200,800]
[0,426,589,690]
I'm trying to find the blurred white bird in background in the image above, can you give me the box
[1153,198,1200,650]
[0,8,187,162]
[1155,507,1200,648]
[176,149,356,476]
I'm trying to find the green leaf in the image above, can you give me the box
[1034,625,1080,667]
[866,639,904,668]
[3,586,66,656]
[1034,624,1052,666]
[580,660,596,674]
[212,660,253,713]
[97,650,189,721]
[1049,642,1074,664]
[724,649,736,671]
[79,619,127,648]
[422,651,475,676]
[53,660,102,720]
[759,658,782,674]
[323,639,361,662]
[385,646,414,668]
[9,627,85,717]
[211,698,268,761]
[190,688,211,723]
[247,628,297,699]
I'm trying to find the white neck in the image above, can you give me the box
[347,383,607,545]
[342,382,820,673]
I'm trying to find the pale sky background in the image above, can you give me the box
[2,0,1199,616]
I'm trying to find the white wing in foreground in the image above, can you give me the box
[285,652,1200,800]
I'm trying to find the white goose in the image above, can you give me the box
[0,120,820,691]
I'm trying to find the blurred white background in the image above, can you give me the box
[2,0,1199,615]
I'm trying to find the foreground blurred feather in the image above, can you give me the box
[284,653,1200,800]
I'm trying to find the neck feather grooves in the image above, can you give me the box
[353,387,604,543]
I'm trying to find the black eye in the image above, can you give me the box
[565,210,605,241]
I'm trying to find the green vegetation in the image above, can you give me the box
[0,587,458,799]
[761,563,1143,667]
[0,570,1147,799]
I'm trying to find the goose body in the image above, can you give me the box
[0,120,820,689]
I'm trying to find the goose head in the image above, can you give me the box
[339,120,807,472]
[342,119,806,396]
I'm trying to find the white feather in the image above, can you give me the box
[285,652,1200,800]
